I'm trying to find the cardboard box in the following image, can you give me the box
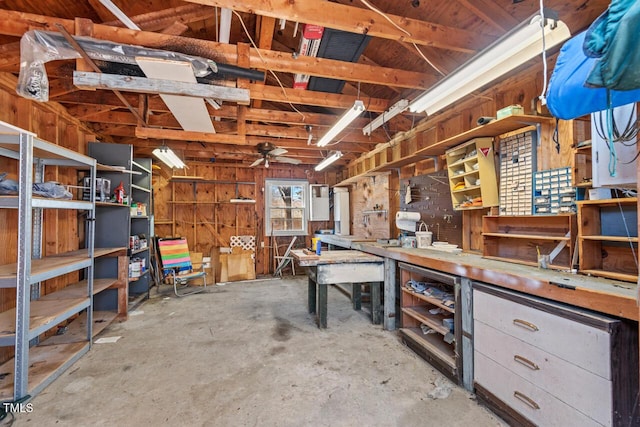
[588,188,612,200]
[497,104,524,120]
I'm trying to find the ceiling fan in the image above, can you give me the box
[250,142,302,168]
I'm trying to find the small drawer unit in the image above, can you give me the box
[473,283,638,427]
[533,166,575,215]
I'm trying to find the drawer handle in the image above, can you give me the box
[514,391,540,410]
[513,318,539,332]
[514,354,540,371]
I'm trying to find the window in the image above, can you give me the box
[265,179,308,236]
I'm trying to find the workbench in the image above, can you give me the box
[291,249,384,328]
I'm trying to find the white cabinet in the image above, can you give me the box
[473,284,638,427]
[309,184,329,221]
[591,104,637,188]
[333,187,349,235]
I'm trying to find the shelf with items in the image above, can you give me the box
[446,137,498,211]
[482,214,576,269]
[0,120,96,401]
[398,262,460,384]
[577,198,638,282]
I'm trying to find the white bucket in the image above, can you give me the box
[415,223,432,248]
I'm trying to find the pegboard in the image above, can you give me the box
[399,171,462,247]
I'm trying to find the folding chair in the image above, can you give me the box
[156,237,207,297]
[274,236,297,277]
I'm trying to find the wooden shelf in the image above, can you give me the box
[402,306,451,336]
[580,235,639,243]
[577,198,638,282]
[338,115,552,185]
[39,278,120,301]
[39,311,119,346]
[399,327,456,369]
[0,341,89,400]
[483,215,577,269]
[483,232,571,241]
[401,287,454,314]
[0,249,92,288]
[0,298,89,344]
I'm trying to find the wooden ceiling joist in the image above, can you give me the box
[183,0,494,53]
[0,10,434,91]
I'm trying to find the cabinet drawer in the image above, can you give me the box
[473,289,611,379]
[475,320,612,426]
[475,351,602,427]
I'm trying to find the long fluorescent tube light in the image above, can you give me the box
[317,100,366,147]
[315,151,343,171]
[408,14,570,115]
[153,146,186,169]
[363,99,409,135]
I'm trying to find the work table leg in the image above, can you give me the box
[384,258,397,331]
[308,276,316,314]
[371,281,382,325]
[352,283,362,310]
[317,282,328,328]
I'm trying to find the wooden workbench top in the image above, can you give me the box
[349,242,638,322]
[317,234,376,249]
[291,249,383,267]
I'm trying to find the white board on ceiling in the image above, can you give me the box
[591,103,637,188]
[135,57,215,133]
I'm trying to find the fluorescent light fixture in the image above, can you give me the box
[317,100,366,147]
[315,151,343,171]
[219,8,232,44]
[98,0,141,30]
[153,146,186,169]
[363,99,409,135]
[408,14,570,115]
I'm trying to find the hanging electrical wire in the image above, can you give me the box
[232,10,307,120]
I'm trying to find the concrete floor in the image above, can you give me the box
[16,276,506,427]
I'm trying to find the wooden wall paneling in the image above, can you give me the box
[461,209,489,252]
[351,174,392,239]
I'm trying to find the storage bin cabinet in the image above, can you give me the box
[398,263,462,384]
[473,283,638,427]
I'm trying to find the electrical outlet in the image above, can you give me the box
[261,241,265,248]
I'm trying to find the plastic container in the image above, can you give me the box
[312,237,321,251]
[415,223,432,248]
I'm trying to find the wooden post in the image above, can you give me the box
[352,283,362,310]
[371,281,382,325]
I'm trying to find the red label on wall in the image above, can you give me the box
[480,147,491,157]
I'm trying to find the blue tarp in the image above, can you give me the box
[546,31,640,120]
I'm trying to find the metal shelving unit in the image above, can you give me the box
[0,121,96,401]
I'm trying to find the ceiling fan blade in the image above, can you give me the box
[274,156,302,165]
[269,147,288,156]
[250,158,264,167]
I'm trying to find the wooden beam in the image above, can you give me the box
[135,127,246,144]
[183,0,493,53]
[0,10,434,91]
[455,0,519,32]
[102,4,217,32]
[73,71,251,103]
[246,123,382,144]
[249,84,388,113]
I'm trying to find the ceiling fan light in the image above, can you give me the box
[317,100,366,147]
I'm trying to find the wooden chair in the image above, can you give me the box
[273,236,297,277]
[156,237,207,297]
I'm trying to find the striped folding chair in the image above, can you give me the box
[157,237,207,297]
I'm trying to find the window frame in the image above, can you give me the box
[264,179,309,237]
